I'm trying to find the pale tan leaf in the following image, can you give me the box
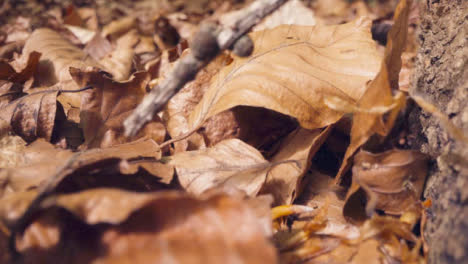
[169,138,269,196]
[188,18,381,132]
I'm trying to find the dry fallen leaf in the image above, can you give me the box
[23,28,100,87]
[70,67,165,148]
[298,171,360,240]
[0,139,73,199]
[0,89,58,142]
[348,149,427,215]
[188,18,381,134]
[99,29,139,81]
[5,189,277,264]
[163,53,231,152]
[169,138,269,196]
[0,138,171,202]
[335,0,411,183]
[0,51,40,84]
[22,28,102,111]
[260,127,331,205]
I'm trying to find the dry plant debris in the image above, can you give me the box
[0,0,459,263]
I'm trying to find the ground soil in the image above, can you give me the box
[408,0,468,263]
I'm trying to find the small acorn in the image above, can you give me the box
[191,23,220,61]
[231,35,254,57]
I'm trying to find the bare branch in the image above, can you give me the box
[123,0,289,138]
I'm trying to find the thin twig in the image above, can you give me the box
[123,0,289,138]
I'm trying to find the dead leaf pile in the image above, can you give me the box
[0,0,435,263]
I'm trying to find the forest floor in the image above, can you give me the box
[0,0,458,263]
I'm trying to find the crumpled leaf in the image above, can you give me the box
[335,0,411,183]
[5,189,277,264]
[347,149,427,215]
[169,138,269,196]
[260,127,331,205]
[188,18,381,133]
[0,89,58,142]
[70,67,165,148]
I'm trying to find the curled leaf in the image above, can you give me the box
[0,90,58,142]
[348,149,427,215]
[260,127,331,205]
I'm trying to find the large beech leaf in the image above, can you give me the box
[188,18,381,132]
[70,67,165,148]
[347,149,427,215]
[169,138,269,196]
[4,189,277,264]
[335,0,411,183]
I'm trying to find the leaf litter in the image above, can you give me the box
[0,0,461,263]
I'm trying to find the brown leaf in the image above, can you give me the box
[0,89,58,142]
[22,28,102,111]
[84,32,113,60]
[0,138,171,202]
[99,30,139,81]
[348,149,427,215]
[163,54,232,152]
[0,51,41,84]
[70,67,165,148]
[260,127,331,205]
[8,189,277,264]
[0,81,24,108]
[102,16,136,39]
[0,139,72,199]
[169,138,269,196]
[23,28,100,87]
[335,0,411,183]
[188,19,381,133]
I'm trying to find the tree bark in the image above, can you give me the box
[408,0,468,263]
